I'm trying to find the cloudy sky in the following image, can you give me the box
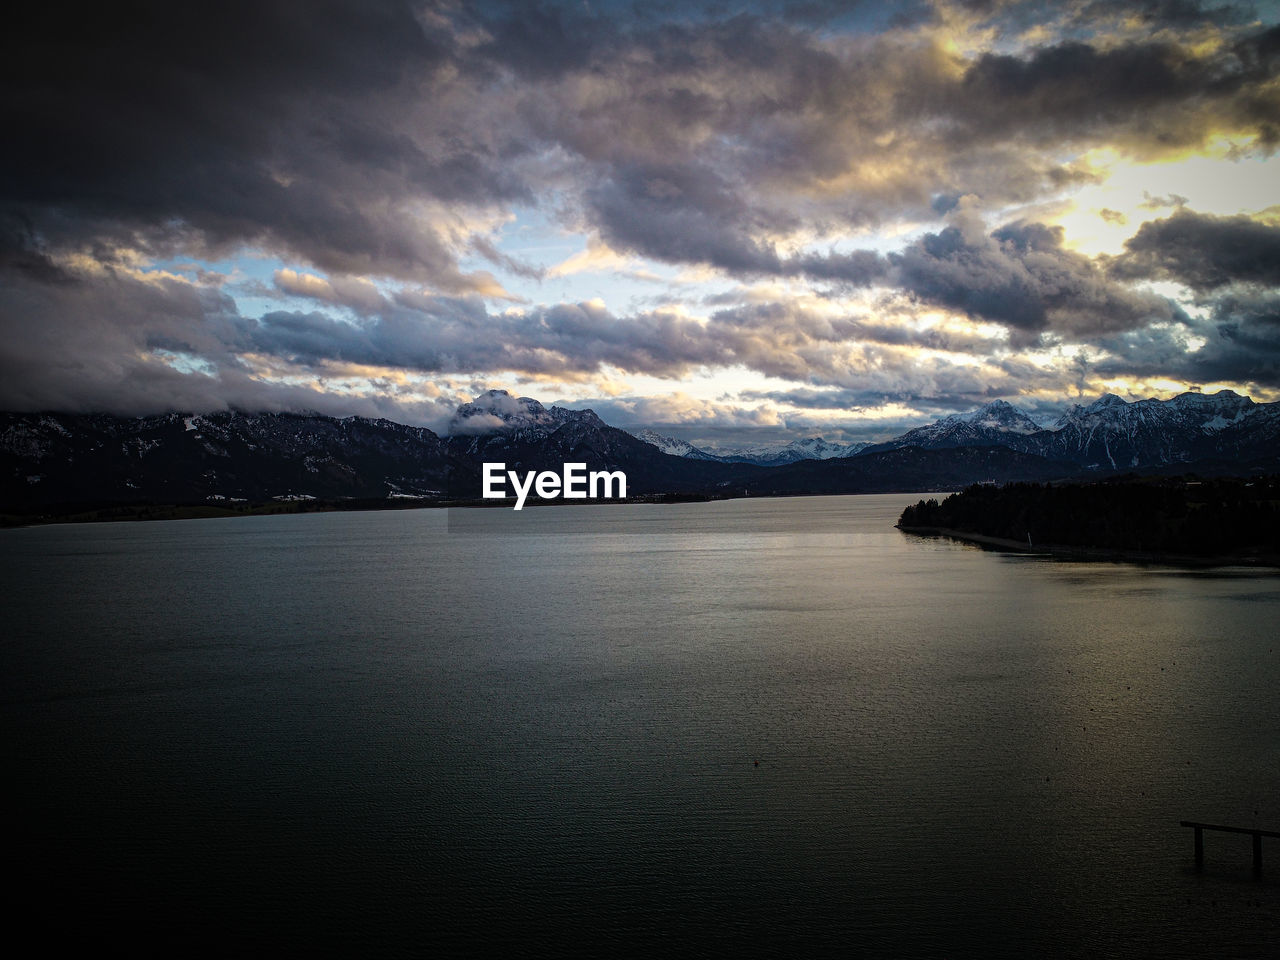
[4,0,1279,447]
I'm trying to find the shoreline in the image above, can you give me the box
[0,491,733,529]
[1,489,950,529]
[897,524,1280,569]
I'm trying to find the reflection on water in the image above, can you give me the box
[3,494,1278,957]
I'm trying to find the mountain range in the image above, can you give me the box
[634,430,870,466]
[862,390,1278,471]
[3,389,1277,514]
[639,390,1279,475]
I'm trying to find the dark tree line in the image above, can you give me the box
[898,477,1280,557]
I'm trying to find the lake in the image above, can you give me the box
[3,494,1278,957]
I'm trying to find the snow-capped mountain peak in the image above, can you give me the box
[631,430,869,465]
[1166,389,1255,430]
[875,398,1045,451]
[1031,389,1274,469]
[1089,393,1128,410]
[957,399,1043,434]
[633,430,719,460]
[449,390,556,435]
[448,390,603,437]
[742,437,869,463]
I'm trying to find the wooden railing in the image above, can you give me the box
[1180,821,1280,874]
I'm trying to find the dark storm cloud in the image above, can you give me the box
[1110,210,1280,291]
[585,160,892,284]
[584,158,892,283]
[470,1,606,79]
[961,41,1203,119]
[0,214,73,286]
[9,1,1278,289]
[1195,290,1280,385]
[587,163,789,275]
[556,12,1279,278]
[789,250,891,286]
[891,216,1175,341]
[1089,289,1280,388]
[954,26,1280,150]
[5,0,1280,422]
[0,249,253,415]
[249,294,970,386]
[2,0,524,289]
[244,297,737,378]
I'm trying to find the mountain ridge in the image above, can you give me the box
[3,389,1276,514]
[861,389,1278,471]
[632,429,870,465]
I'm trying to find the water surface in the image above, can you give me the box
[4,495,1278,956]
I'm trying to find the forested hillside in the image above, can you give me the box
[898,478,1280,558]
